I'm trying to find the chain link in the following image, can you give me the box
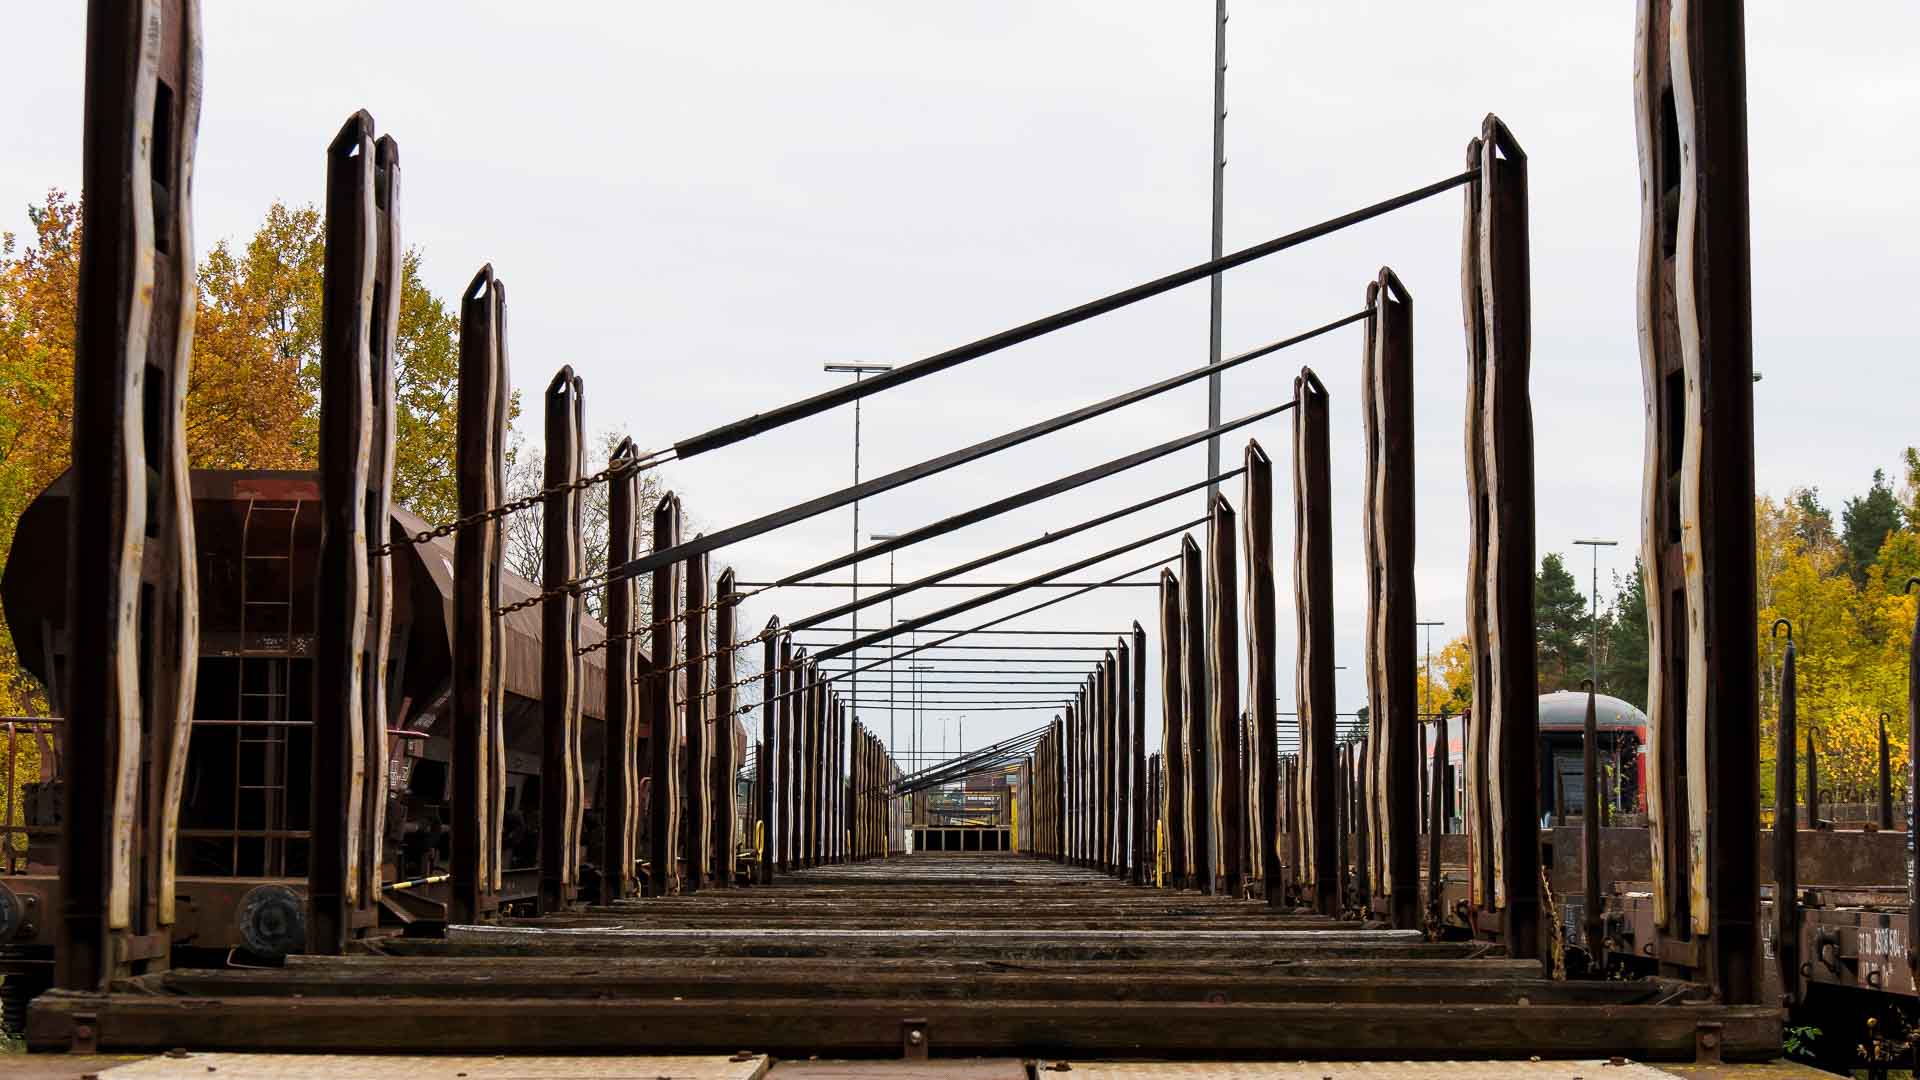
[370,450,668,558]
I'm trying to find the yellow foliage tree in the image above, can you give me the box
[1755,491,1916,812]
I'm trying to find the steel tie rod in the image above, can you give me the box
[672,171,1473,458]
[813,518,1203,661]
[604,313,1349,587]
[787,468,1243,633]
[824,552,1181,686]
[775,398,1298,591]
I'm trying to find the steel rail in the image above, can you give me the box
[788,469,1243,633]
[605,313,1345,588]
[814,519,1202,662]
[772,399,1296,590]
[740,581,1161,589]
[672,172,1472,458]
[824,553,1180,686]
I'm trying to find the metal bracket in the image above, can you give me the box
[1694,1021,1723,1065]
[901,1016,929,1060]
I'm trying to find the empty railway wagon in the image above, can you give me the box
[0,469,734,1017]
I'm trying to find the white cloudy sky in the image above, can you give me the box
[6,3,1914,769]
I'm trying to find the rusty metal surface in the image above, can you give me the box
[1066,1064,1677,1079]
[102,1053,769,1079]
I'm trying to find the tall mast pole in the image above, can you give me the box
[1205,0,1228,498]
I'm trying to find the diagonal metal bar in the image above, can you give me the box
[610,314,1344,588]
[776,402,1293,592]
[789,469,1243,634]
[814,519,1203,662]
[824,553,1182,687]
[742,581,1162,589]
[673,174,1471,458]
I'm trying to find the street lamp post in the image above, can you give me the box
[825,362,895,753]
[1572,539,1619,689]
[870,533,902,755]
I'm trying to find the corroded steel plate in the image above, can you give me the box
[104,1053,769,1079]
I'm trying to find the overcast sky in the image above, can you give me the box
[6,3,1915,768]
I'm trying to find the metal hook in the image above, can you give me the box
[1771,618,1793,642]
[1581,677,1595,694]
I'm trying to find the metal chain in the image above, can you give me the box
[370,449,669,558]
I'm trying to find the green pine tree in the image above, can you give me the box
[1840,469,1905,585]
[1602,560,1650,710]
[1535,553,1589,692]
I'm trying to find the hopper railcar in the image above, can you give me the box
[0,469,725,1016]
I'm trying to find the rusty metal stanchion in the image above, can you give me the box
[1159,570,1188,888]
[1363,269,1421,930]
[1131,622,1149,886]
[602,442,641,903]
[1582,679,1604,970]
[1244,442,1282,905]
[1634,0,1760,998]
[59,0,203,991]
[647,494,684,897]
[1879,712,1894,831]
[1101,651,1117,874]
[757,620,780,884]
[683,551,710,892]
[713,569,739,885]
[1772,621,1799,1005]
[1463,116,1542,965]
[780,637,797,873]
[540,369,583,914]
[1207,497,1244,896]
[1060,715,1070,864]
[1805,729,1820,830]
[313,110,399,953]
[1430,711,1447,922]
[1181,537,1211,894]
[1116,636,1133,879]
[1907,578,1919,969]
[1294,369,1339,916]
[358,125,401,937]
[451,267,506,925]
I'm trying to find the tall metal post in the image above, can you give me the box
[1583,680,1605,968]
[1131,623,1149,886]
[1634,0,1759,999]
[1293,369,1339,916]
[356,124,400,938]
[713,569,739,885]
[758,621,780,884]
[1363,270,1420,930]
[1205,0,1228,497]
[1463,116,1542,964]
[451,268,506,925]
[1207,496,1244,896]
[1181,537,1212,893]
[682,552,710,892]
[1102,653,1117,873]
[602,441,641,903]
[646,495,683,897]
[60,0,202,990]
[539,369,583,914]
[1773,622,1799,1004]
[315,110,398,953]
[1244,442,1282,904]
[1116,638,1132,878]
[1160,571,1189,888]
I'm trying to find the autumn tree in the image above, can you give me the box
[1413,634,1472,720]
[0,191,471,714]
